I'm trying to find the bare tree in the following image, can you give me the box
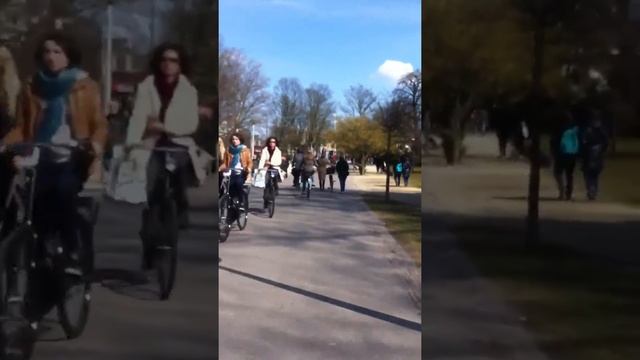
[376,97,410,198]
[304,83,334,149]
[342,84,377,118]
[219,46,270,137]
[271,77,306,147]
[393,70,422,161]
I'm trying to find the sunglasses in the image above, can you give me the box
[161,57,180,64]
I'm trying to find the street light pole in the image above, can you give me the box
[104,0,113,115]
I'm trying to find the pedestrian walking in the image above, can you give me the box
[402,158,412,187]
[281,155,290,178]
[581,111,609,201]
[292,148,304,188]
[551,112,580,200]
[394,159,402,187]
[317,151,330,190]
[336,155,350,193]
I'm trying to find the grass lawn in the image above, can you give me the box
[454,221,640,360]
[541,136,640,206]
[409,167,422,188]
[361,194,421,266]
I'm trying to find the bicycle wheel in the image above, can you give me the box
[236,192,248,231]
[267,185,275,218]
[57,212,93,339]
[0,224,37,358]
[219,195,230,243]
[155,196,178,300]
[0,224,33,316]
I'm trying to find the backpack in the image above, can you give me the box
[560,126,579,155]
[395,163,403,173]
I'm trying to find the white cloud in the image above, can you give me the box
[376,60,414,84]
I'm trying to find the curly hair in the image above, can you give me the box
[34,32,82,69]
[0,46,20,118]
[149,43,191,78]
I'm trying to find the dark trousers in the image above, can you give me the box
[394,173,401,186]
[292,168,301,187]
[338,175,347,192]
[553,155,577,199]
[403,173,410,186]
[497,132,509,157]
[146,148,190,216]
[583,168,602,200]
[33,161,83,255]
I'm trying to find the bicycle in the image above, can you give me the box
[0,142,98,356]
[218,173,231,243]
[263,167,280,218]
[133,144,189,301]
[219,170,249,237]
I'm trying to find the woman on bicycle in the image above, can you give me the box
[258,136,282,206]
[219,133,252,211]
[126,43,200,229]
[0,32,107,273]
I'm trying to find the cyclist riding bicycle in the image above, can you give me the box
[258,136,282,208]
[124,43,200,269]
[219,133,252,219]
[0,32,107,275]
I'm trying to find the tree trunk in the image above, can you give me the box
[526,24,545,248]
[385,129,392,202]
[443,96,473,165]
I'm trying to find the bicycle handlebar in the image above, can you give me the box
[126,144,189,153]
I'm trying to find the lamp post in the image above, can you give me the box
[103,0,113,115]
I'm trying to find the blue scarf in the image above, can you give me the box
[34,68,81,142]
[229,144,245,168]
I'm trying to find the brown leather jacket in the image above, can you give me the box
[2,77,107,148]
[222,146,253,174]
[1,76,108,176]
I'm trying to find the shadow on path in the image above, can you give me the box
[219,265,421,332]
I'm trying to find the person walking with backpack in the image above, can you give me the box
[394,158,403,187]
[551,113,580,200]
[581,111,609,201]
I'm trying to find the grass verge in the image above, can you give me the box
[454,221,640,360]
[361,194,421,267]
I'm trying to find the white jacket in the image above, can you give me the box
[125,74,199,144]
[124,75,205,185]
[258,147,282,169]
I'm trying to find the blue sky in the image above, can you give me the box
[220,0,421,113]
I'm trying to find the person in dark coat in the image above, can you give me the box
[581,112,609,200]
[336,155,350,193]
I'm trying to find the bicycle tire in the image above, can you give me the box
[57,211,94,339]
[0,225,32,316]
[156,196,178,300]
[219,195,230,243]
[236,192,248,231]
[0,225,36,358]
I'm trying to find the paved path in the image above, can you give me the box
[219,175,421,359]
[32,180,218,359]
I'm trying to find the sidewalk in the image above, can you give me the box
[349,166,420,208]
[219,175,421,359]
